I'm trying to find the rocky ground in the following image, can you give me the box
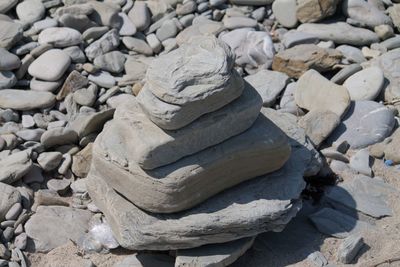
[1,0,400,266]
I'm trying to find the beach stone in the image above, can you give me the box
[337,234,365,264]
[368,48,400,102]
[0,20,23,49]
[122,37,153,56]
[73,88,97,107]
[25,206,92,252]
[69,109,114,138]
[87,147,305,250]
[309,208,373,238]
[0,0,17,13]
[91,112,290,213]
[114,254,174,267]
[88,71,116,88]
[325,175,395,218]
[220,28,275,68]
[94,51,126,73]
[128,1,150,31]
[223,17,257,30]
[176,0,197,15]
[349,149,372,176]
[0,48,20,71]
[343,0,392,28]
[0,71,16,89]
[281,31,319,48]
[331,64,363,84]
[58,14,95,33]
[28,49,71,82]
[307,252,328,267]
[176,237,255,267]
[0,182,20,221]
[296,0,339,23]
[388,5,400,31]
[343,67,384,100]
[57,70,88,101]
[279,82,304,115]
[16,129,45,141]
[328,101,395,148]
[38,27,82,48]
[30,78,62,93]
[5,202,21,220]
[298,22,380,46]
[103,84,261,170]
[89,1,121,28]
[272,0,298,28]
[37,152,63,172]
[85,29,120,60]
[23,164,44,184]
[118,12,137,36]
[374,25,394,40]
[272,44,342,78]
[71,143,92,177]
[40,127,78,148]
[156,20,178,42]
[137,37,244,130]
[336,45,366,64]
[176,17,224,45]
[299,109,340,147]
[16,0,45,24]
[0,151,32,184]
[244,69,289,107]
[47,179,71,195]
[146,34,161,54]
[295,69,351,117]
[230,0,271,4]
[0,90,55,111]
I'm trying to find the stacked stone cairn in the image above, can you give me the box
[87,36,306,252]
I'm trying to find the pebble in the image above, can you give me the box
[330,64,362,84]
[118,12,137,36]
[14,233,27,250]
[0,48,20,71]
[281,30,318,48]
[0,0,17,13]
[0,20,23,49]
[40,127,78,148]
[296,0,338,23]
[88,71,116,88]
[156,20,178,42]
[272,0,298,28]
[223,17,258,30]
[343,0,392,28]
[37,151,63,172]
[128,1,150,31]
[307,251,328,267]
[47,178,71,195]
[30,78,63,93]
[63,45,86,63]
[16,129,45,142]
[5,203,22,221]
[28,49,71,82]
[0,90,56,111]
[38,27,82,48]
[22,164,44,184]
[93,51,126,73]
[146,34,162,54]
[343,67,384,101]
[0,71,17,89]
[122,36,153,56]
[84,29,120,60]
[336,45,366,64]
[349,149,372,176]
[16,0,45,24]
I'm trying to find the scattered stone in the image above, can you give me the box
[296,0,339,23]
[0,48,20,70]
[343,67,384,101]
[281,30,319,48]
[114,254,174,267]
[56,70,88,101]
[337,234,365,264]
[38,27,82,48]
[349,149,372,176]
[47,179,71,195]
[331,64,362,84]
[128,1,150,31]
[343,0,392,28]
[28,49,71,82]
[307,251,328,267]
[0,183,21,220]
[0,151,32,184]
[272,0,298,28]
[37,152,63,172]
[5,202,21,221]
[85,29,120,60]
[295,69,351,117]
[0,71,16,89]
[71,143,92,178]
[94,51,126,73]
[122,36,153,56]
[0,20,23,49]
[272,44,342,78]
[16,0,45,24]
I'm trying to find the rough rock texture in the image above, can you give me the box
[25,206,92,252]
[296,0,339,23]
[295,70,351,117]
[272,44,342,78]
[108,84,262,170]
[138,36,243,130]
[175,237,255,267]
[91,114,291,213]
[87,149,306,250]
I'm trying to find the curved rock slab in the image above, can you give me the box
[146,36,237,105]
[298,22,379,46]
[87,150,306,250]
[109,84,262,170]
[92,114,291,213]
[137,70,243,130]
[328,101,395,148]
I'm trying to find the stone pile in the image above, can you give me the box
[87,36,306,251]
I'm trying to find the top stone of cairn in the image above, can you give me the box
[138,36,244,130]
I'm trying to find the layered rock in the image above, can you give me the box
[87,36,304,252]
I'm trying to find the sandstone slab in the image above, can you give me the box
[295,69,351,117]
[272,44,342,78]
[87,149,305,250]
[92,113,290,213]
[111,84,262,170]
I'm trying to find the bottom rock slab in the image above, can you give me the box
[87,150,306,250]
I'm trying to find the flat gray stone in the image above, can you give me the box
[40,127,78,148]
[87,148,305,250]
[69,109,115,138]
[84,29,120,60]
[88,71,116,88]
[281,30,318,48]
[295,69,351,117]
[176,17,224,45]
[89,1,121,28]
[16,0,45,24]
[38,27,82,48]
[272,0,298,28]
[331,64,362,84]
[128,1,150,31]
[92,113,291,213]
[349,149,371,176]
[110,83,262,170]
[343,0,392,28]
[114,254,174,267]
[336,45,366,64]
[309,208,373,238]
[156,20,178,42]
[343,67,384,101]
[223,17,257,30]
[337,234,365,264]
[0,71,16,89]
[37,152,63,172]
[244,69,289,107]
[122,36,153,56]
[328,101,395,148]
[28,49,71,81]
[0,0,17,13]
[93,51,126,73]
[0,182,20,221]
[0,151,32,184]
[325,175,397,218]
[0,89,56,111]
[25,206,92,252]
[298,22,379,46]
[176,237,255,267]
